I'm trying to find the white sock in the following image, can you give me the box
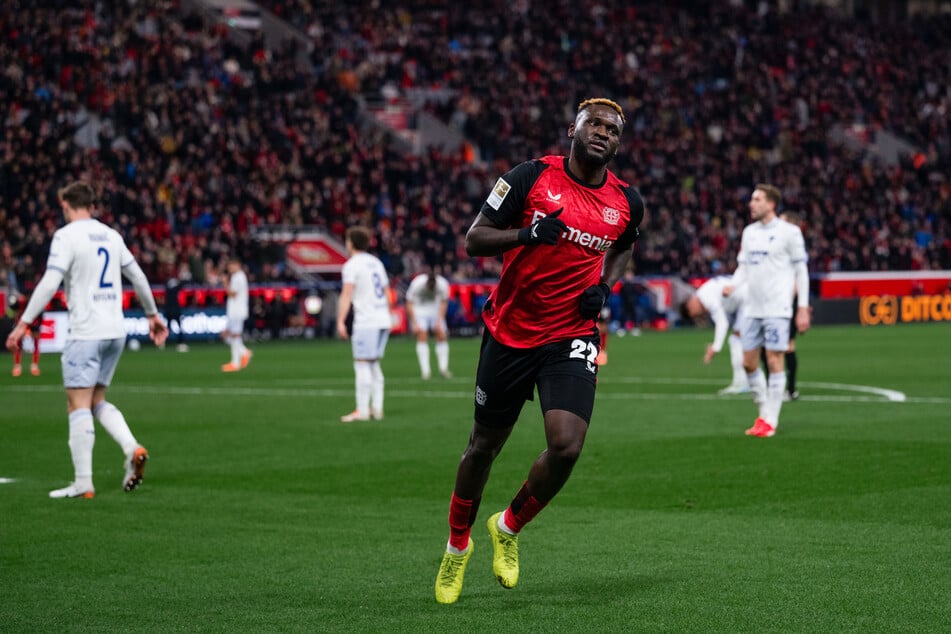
[93,401,138,456]
[68,409,96,487]
[370,361,384,413]
[354,361,373,416]
[728,335,746,386]
[237,337,248,356]
[765,372,787,427]
[446,541,469,555]
[229,336,242,366]
[436,341,450,374]
[416,341,431,378]
[498,511,517,535]
[747,368,767,418]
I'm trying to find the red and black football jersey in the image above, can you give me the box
[479,155,644,348]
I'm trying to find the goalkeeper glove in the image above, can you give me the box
[579,283,611,319]
[517,209,567,246]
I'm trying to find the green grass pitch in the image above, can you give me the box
[2,323,950,632]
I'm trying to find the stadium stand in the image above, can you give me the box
[1,0,948,314]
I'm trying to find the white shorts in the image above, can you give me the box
[61,338,125,388]
[226,318,245,336]
[351,328,390,361]
[739,316,791,352]
[413,313,446,333]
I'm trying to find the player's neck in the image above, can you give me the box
[565,156,608,187]
[758,212,777,225]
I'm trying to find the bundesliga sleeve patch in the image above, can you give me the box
[486,177,511,210]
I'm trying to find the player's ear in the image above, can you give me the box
[567,123,575,138]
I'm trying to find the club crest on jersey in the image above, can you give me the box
[547,189,562,203]
[602,206,620,225]
[486,178,511,210]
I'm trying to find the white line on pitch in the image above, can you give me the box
[4,384,943,404]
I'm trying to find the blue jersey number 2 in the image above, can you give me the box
[97,247,114,288]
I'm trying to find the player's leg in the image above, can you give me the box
[436,331,529,604]
[435,318,451,378]
[739,316,768,427]
[369,329,389,419]
[414,316,432,379]
[785,337,798,400]
[342,330,378,422]
[220,324,239,371]
[30,327,40,375]
[90,339,149,491]
[751,318,792,437]
[237,319,252,368]
[12,340,22,376]
[51,340,99,498]
[486,335,597,590]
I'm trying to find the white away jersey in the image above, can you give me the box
[342,252,391,330]
[696,275,747,352]
[227,270,249,320]
[736,218,808,318]
[46,218,134,340]
[405,274,450,316]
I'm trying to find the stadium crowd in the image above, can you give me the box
[1,0,949,306]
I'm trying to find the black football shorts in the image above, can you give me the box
[473,328,600,428]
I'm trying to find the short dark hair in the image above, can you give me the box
[58,181,96,209]
[755,183,782,208]
[346,226,372,251]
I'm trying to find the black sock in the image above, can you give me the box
[785,351,798,392]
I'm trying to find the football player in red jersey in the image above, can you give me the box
[435,98,645,604]
[8,294,42,377]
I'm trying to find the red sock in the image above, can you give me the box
[502,482,548,534]
[13,347,21,365]
[32,340,40,365]
[447,492,480,551]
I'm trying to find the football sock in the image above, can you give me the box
[68,408,96,487]
[765,372,787,426]
[93,401,138,455]
[501,481,547,534]
[13,347,21,365]
[747,368,768,417]
[416,341,431,377]
[370,361,384,414]
[728,334,746,386]
[354,361,372,416]
[448,492,481,551]
[32,341,40,365]
[786,351,798,393]
[435,341,449,374]
[229,336,242,366]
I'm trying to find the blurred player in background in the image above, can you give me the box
[165,276,188,352]
[5,181,168,498]
[8,294,42,376]
[779,211,803,400]
[727,184,810,438]
[221,257,251,372]
[337,226,391,422]
[434,98,644,604]
[405,266,452,379]
[679,275,749,394]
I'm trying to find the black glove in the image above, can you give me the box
[517,209,567,246]
[579,282,611,319]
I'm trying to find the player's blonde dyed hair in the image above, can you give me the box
[578,98,625,125]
